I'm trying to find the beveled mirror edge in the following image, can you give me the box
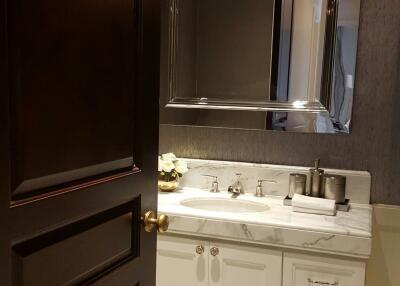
[166,99,327,113]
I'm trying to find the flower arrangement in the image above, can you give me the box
[158,153,188,182]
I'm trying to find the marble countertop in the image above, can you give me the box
[158,188,372,258]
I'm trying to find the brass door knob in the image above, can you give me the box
[142,211,169,233]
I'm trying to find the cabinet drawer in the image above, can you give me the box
[283,253,365,286]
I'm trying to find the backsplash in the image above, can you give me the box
[179,158,371,204]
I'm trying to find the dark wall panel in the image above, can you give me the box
[160,0,400,205]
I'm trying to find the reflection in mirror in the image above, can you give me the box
[169,0,277,102]
[160,0,360,133]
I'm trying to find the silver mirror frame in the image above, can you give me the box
[162,0,361,133]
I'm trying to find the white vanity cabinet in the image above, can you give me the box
[282,253,366,286]
[156,235,282,286]
[157,235,367,286]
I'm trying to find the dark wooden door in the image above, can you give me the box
[0,0,161,285]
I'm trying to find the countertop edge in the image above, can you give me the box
[161,211,372,259]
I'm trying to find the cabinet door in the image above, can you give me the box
[157,235,208,286]
[283,253,366,286]
[209,242,282,286]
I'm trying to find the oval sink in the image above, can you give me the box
[180,198,269,213]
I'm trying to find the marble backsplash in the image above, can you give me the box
[179,158,371,204]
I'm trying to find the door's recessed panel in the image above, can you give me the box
[7,0,137,200]
[12,199,140,286]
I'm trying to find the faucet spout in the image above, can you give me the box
[228,173,244,198]
[228,186,241,198]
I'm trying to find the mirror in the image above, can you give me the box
[160,0,360,133]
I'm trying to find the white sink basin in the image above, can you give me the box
[180,198,269,213]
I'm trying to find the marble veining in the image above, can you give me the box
[159,187,372,258]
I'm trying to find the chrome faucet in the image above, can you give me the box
[228,173,244,198]
[201,174,219,193]
[255,179,277,197]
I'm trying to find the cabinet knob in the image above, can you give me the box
[195,245,205,255]
[307,278,339,285]
[210,247,219,256]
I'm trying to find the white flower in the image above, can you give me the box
[174,160,188,174]
[161,160,175,173]
[161,153,177,162]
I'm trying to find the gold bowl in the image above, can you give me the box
[158,179,179,192]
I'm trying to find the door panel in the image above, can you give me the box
[7,0,136,201]
[157,235,208,286]
[0,0,161,285]
[13,200,139,286]
[209,242,282,286]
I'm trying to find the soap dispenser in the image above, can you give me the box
[308,159,324,197]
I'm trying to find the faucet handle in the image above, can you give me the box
[201,174,219,193]
[258,179,277,184]
[255,179,277,197]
